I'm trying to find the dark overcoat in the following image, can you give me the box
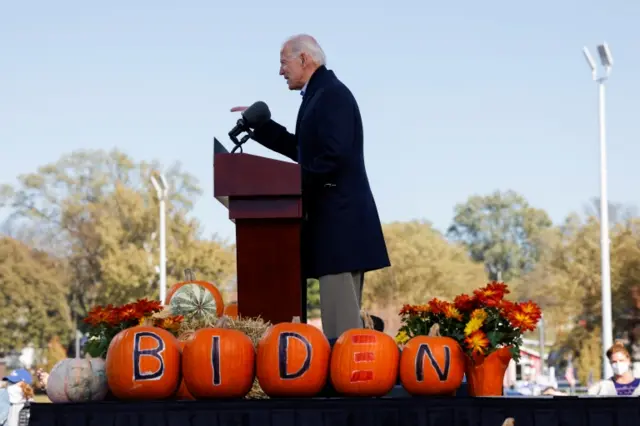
[252,65,390,279]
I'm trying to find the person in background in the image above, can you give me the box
[0,369,34,426]
[588,342,640,396]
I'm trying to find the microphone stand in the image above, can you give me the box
[229,130,253,154]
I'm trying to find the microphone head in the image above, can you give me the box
[241,101,271,128]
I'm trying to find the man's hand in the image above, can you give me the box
[230,106,248,113]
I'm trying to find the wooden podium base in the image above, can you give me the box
[235,218,306,324]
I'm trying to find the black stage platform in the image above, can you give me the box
[30,394,639,426]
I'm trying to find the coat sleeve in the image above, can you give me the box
[303,86,355,186]
[251,120,298,162]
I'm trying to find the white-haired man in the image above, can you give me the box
[231,35,390,344]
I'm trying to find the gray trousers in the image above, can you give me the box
[318,271,364,340]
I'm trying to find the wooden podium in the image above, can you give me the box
[213,139,306,324]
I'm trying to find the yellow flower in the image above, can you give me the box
[471,308,488,321]
[465,330,490,355]
[395,330,410,345]
[464,316,484,336]
[443,304,463,321]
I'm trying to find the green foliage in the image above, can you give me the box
[306,279,320,319]
[0,149,236,329]
[574,327,602,385]
[447,190,552,281]
[364,220,486,307]
[0,237,72,352]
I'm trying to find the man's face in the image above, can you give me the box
[279,44,305,90]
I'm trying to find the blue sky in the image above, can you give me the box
[2,0,639,243]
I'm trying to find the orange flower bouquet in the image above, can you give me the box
[395,282,541,363]
[83,299,184,358]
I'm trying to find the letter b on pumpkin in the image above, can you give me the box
[106,326,181,400]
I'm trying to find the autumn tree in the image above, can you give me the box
[363,220,487,333]
[515,210,640,382]
[0,237,72,352]
[1,149,236,328]
[447,190,552,282]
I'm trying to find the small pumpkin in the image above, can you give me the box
[257,316,330,397]
[46,358,108,403]
[166,269,224,319]
[106,325,181,400]
[223,302,238,319]
[330,312,399,396]
[183,318,255,398]
[399,324,465,396]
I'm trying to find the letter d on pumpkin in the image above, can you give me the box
[257,318,331,397]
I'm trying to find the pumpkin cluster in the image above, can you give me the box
[103,316,466,400]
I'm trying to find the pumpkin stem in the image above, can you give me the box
[184,268,196,281]
[360,310,374,329]
[428,323,441,337]
[216,316,231,328]
[291,316,301,324]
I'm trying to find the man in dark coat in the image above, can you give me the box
[231,34,390,341]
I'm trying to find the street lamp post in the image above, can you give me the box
[582,43,614,379]
[150,174,169,305]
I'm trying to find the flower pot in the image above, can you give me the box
[464,347,512,396]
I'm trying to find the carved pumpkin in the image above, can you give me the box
[330,313,399,396]
[166,269,224,320]
[175,340,194,400]
[46,358,108,403]
[106,325,181,400]
[257,316,330,397]
[399,324,465,396]
[183,326,255,398]
[223,302,238,319]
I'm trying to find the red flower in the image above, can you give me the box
[133,299,163,315]
[428,298,448,315]
[473,281,509,307]
[454,294,475,312]
[117,303,144,322]
[399,304,417,316]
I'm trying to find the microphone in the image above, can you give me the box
[228,101,271,152]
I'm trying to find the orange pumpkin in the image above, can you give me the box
[182,328,255,398]
[175,341,195,400]
[399,324,465,396]
[224,302,238,319]
[257,316,330,397]
[106,325,181,400]
[330,316,399,396]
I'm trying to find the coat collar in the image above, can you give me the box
[301,65,334,100]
